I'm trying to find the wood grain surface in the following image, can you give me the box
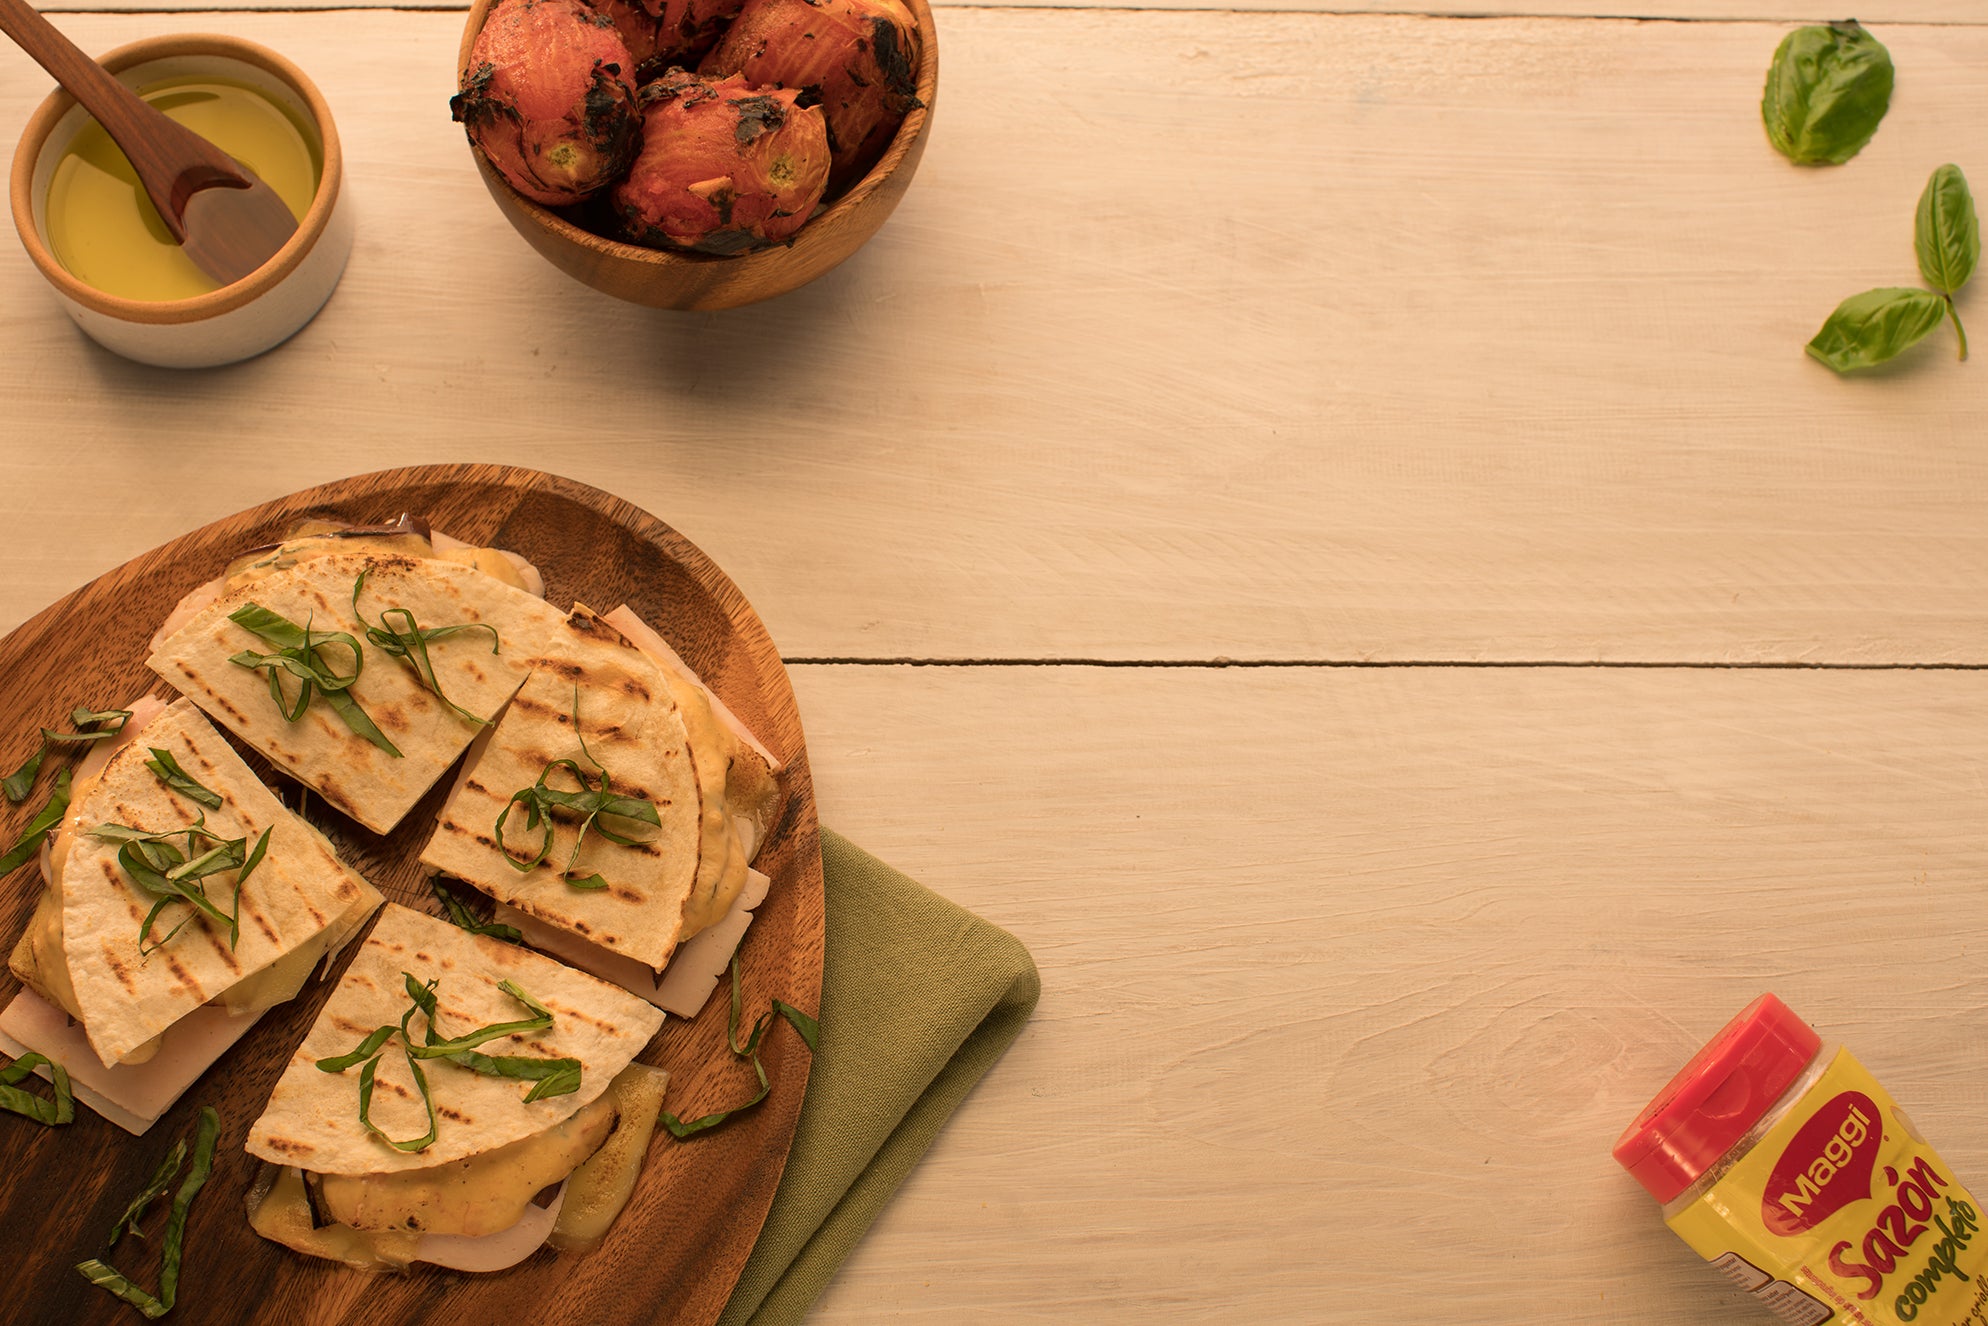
[1,0,1986,1319]
[2,12,1985,664]
[791,663,1988,1323]
[0,466,824,1326]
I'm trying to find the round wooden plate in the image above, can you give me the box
[0,464,824,1325]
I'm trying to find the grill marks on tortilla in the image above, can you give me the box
[245,905,663,1175]
[419,607,704,969]
[147,552,556,834]
[58,699,383,1066]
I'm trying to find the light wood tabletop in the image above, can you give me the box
[2,0,1985,1320]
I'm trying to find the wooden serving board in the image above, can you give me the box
[0,464,825,1326]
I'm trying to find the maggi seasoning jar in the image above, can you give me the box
[1614,994,1987,1325]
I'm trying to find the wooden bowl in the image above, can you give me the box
[455,0,936,311]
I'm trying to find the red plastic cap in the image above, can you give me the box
[1612,993,1822,1204]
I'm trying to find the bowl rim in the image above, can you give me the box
[454,0,937,269]
[9,32,345,325]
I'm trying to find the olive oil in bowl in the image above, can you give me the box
[45,77,320,301]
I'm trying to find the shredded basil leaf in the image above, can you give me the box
[95,819,272,953]
[315,974,582,1152]
[106,1140,187,1245]
[75,1105,220,1319]
[1,746,45,804]
[1761,20,1893,166]
[0,1051,74,1125]
[351,571,501,727]
[429,877,522,943]
[0,767,72,875]
[496,688,661,890]
[662,956,817,1140]
[227,603,402,759]
[3,706,130,804]
[143,749,223,810]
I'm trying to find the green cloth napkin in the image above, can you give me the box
[718,829,1041,1326]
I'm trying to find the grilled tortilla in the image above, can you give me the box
[10,698,382,1068]
[245,903,664,1175]
[420,609,705,974]
[148,552,562,834]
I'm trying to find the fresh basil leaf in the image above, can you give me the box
[0,1051,74,1125]
[314,1022,401,1074]
[144,749,223,810]
[0,768,72,875]
[352,572,500,727]
[228,604,401,758]
[106,1140,187,1246]
[662,956,816,1140]
[1806,287,1948,372]
[1761,20,1894,166]
[1916,164,1980,295]
[3,707,130,804]
[318,974,578,1151]
[71,706,132,733]
[76,1106,219,1319]
[429,878,522,943]
[1,745,46,804]
[496,691,659,892]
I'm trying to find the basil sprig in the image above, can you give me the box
[226,603,402,758]
[662,956,818,1140]
[1762,20,1893,166]
[91,818,273,953]
[76,1106,220,1320]
[4,705,131,803]
[315,974,582,1153]
[144,749,223,810]
[1809,164,1978,372]
[497,689,660,890]
[0,1051,74,1125]
[430,877,522,944]
[1916,163,1978,357]
[0,767,73,876]
[351,571,501,726]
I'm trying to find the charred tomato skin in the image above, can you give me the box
[453,0,643,206]
[699,0,922,193]
[610,69,831,253]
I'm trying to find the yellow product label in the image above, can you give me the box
[1667,1049,1988,1325]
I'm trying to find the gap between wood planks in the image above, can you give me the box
[782,658,1988,668]
[27,6,1988,21]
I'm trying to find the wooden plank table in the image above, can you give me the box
[2,0,1985,1320]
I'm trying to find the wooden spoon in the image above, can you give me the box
[0,0,299,287]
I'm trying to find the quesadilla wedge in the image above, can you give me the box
[421,604,782,1015]
[1,697,382,1133]
[148,551,565,834]
[244,903,668,1271]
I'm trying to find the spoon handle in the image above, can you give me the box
[0,0,249,239]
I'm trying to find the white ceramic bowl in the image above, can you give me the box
[9,34,352,369]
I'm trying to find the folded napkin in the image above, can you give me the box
[718,829,1041,1326]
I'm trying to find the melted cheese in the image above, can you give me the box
[249,1064,664,1270]
[251,1166,422,1270]
[318,1090,618,1237]
[548,1062,669,1253]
